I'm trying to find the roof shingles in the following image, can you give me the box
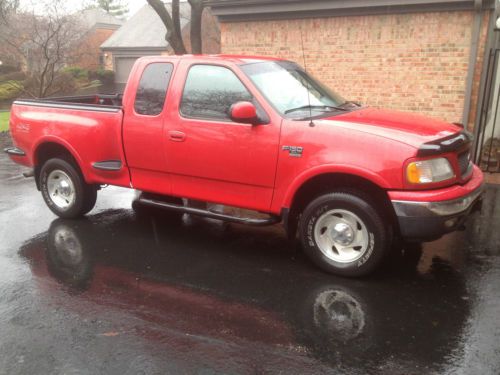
[101,3,190,50]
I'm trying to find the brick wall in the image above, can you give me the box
[73,28,117,70]
[179,9,221,54]
[221,11,490,127]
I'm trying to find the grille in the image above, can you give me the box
[458,151,472,177]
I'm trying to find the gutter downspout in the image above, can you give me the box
[472,10,497,161]
[472,1,500,163]
[462,0,483,127]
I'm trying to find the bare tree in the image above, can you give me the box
[147,0,187,54]
[189,0,204,54]
[147,0,207,54]
[0,1,85,97]
[0,0,18,23]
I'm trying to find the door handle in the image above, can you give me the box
[169,131,186,142]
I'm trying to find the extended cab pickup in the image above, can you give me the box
[5,55,484,276]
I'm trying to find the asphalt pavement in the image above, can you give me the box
[1,133,499,375]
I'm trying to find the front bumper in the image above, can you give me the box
[390,167,484,241]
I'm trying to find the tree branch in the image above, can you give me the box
[172,0,182,40]
[147,0,187,54]
[188,0,204,54]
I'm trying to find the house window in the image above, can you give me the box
[134,62,173,116]
[180,64,253,121]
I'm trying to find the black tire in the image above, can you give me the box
[82,186,98,214]
[40,158,97,219]
[299,191,389,277]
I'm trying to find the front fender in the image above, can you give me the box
[281,164,391,209]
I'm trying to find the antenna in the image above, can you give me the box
[299,28,314,127]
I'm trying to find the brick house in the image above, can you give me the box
[209,0,494,134]
[101,3,220,85]
[73,8,124,70]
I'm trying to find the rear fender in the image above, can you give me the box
[33,136,88,182]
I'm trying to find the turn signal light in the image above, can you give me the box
[407,163,422,184]
[406,158,454,184]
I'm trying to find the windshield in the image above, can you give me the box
[241,61,348,119]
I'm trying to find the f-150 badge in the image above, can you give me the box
[282,145,303,157]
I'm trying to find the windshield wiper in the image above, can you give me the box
[284,105,347,114]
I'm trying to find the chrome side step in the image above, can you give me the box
[138,197,281,226]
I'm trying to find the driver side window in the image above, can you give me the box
[180,64,253,121]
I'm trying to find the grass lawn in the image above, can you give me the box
[0,112,10,132]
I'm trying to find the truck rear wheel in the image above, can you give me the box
[40,158,97,219]
[299,191,389,277]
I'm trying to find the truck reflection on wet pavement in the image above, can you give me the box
[1,135,499,374]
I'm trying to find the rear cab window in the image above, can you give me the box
[134,62,174,116]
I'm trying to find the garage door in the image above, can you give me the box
[115,57,139,84]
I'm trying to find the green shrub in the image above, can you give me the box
[63,66,89,80]
[90,69,114,84]
[0,81,23,101]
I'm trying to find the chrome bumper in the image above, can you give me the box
[391,186,484,241]
[392,185,484,218]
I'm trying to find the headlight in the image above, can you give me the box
[406,158,454,184]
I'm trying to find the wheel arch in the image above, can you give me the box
[33,138,86,190]
[283,169,398,240]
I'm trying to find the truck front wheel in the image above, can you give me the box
[40,158,97,219]
[299,191,389,277]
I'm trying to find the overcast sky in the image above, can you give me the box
[125,0,148,17]
[19,0,152,18]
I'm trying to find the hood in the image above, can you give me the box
[318,107,461,148]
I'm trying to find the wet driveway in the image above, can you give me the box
[1,134,499,375]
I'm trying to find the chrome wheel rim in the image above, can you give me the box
[313,209,369,263]
[47,170,76,210]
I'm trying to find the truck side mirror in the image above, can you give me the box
[230,101,260,125]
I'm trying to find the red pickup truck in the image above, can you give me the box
[5,54,484,276]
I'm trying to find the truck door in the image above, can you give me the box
[164,61,281,212]
[122,61,175,195]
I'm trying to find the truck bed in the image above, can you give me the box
[9,95,130,187]
[14,94,123,112]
